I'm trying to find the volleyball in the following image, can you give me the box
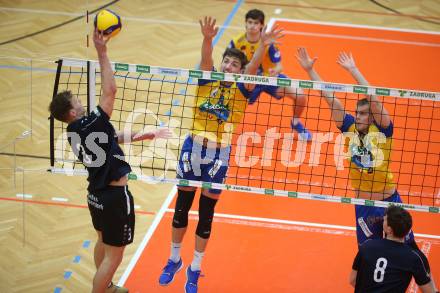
[94,9,122,38]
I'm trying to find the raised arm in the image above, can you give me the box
[199,16,218,71]
[243,26,283,91]
[296,47,346,128]
[245,25,283,76]
[94,29,117,118]
[337,52,391,129]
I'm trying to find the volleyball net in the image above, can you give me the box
[49,58,440,213]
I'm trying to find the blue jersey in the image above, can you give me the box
[67,106,131,192]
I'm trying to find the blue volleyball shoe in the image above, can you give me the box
[158,258,183,286]
[184,266,202,293]
[291,119,312,141]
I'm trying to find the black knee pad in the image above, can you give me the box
[172,189,196,228]
[196,195,218,239]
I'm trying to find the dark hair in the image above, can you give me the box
[222,48,248,69]
[357,98,369,108]
[245,9,265,24]
[385,206,412,238]
[49,90,73,123]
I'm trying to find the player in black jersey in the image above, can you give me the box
[350,206,437,293]
[49,29,172,293]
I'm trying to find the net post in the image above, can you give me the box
[49,59,63,168]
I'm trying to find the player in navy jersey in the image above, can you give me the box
[49,29,172,293]
[350,206,437,293]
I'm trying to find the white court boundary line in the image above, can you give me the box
[267,17,440,35]
[117,186,177,286]
[283,31,439,47]
[167,209,440,240]
[118,203,440,285]
[267,18,440,47]
[119,201,440,285]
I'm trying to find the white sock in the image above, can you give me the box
[292,117,299,126]
[170,242,181,263]
[190,250,204,271]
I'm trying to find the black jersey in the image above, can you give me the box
[353,239,431,293]
[66,106,131,192]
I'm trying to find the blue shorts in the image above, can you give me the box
[176,135,231,194]
[355,191,415,245]
[258,73,288,100]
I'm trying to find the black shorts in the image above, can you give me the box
[87,185,135,247]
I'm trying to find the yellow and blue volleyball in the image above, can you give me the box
[94,9,122,38]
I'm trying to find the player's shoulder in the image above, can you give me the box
[360,238,393,251]
[75,106,110,131]
[394,245,424,264]
[338,113,356,132]
[90,106,111,123]
[360,238,380,248]
[67,110,93,129]
[408,246,426,261]
[365,239,414,253]
[66,118,80,132]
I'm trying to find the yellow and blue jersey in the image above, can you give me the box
[229,32,281,76]
[192,78,254,144]
[339,114,396,193]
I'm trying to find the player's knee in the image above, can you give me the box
[104,246,124,268]
[196,194,218,239]
[295,91,306,105]
[172,189,196,228]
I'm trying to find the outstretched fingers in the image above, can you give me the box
[295,47,317,70]
[262,25,284,46]
[336,51,356,69]
[199,16,218,37]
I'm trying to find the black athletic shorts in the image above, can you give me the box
[87,185,135,247]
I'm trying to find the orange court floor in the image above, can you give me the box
[122,19,440,293]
